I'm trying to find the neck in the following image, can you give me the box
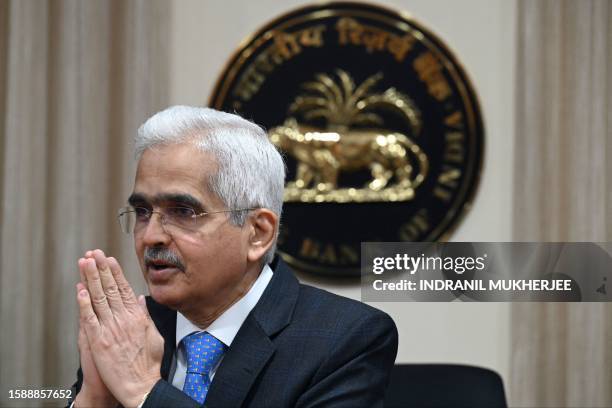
[181,262,263,329]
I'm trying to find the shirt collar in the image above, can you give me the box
[176,263,273,347]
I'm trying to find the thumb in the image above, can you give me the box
[140,295,164,355]
[78,325,90,354]
[138,295,151,320]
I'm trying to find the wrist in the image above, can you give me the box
[120,378,159,408]
[75,388,117,407]
[136,391,150,408]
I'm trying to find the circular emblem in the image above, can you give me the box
[210,2,484,276]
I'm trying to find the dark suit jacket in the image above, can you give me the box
[71,257,398,407]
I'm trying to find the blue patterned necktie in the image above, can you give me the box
[181,331,226,404]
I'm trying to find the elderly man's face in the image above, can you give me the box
[131,143,252,316]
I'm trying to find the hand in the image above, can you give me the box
[74,253,118,407]
[75,302,119,407]
[77,250,164,408]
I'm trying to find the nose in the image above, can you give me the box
[139,212,172,247]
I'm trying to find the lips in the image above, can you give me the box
[146,260,179,270]
[146,261,181,282]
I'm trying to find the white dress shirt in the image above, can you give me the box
[170,264,273,389]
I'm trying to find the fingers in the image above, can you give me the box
[76,283,101,339]
[78,319,90,355]
[78,253,91,287]
[79,249,141,320]
[78,250,97,287]
[80,257,114,323]
[91,250,127,313]
[107,256,139,311]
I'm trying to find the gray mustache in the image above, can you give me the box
[144,247,185,271]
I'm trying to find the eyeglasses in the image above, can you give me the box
[117,206,256,234]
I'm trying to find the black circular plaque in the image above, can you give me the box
[210,2,484,277]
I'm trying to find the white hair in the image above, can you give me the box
[135,105,286,265]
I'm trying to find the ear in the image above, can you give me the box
[246,209,278,264]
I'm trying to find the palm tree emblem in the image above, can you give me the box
[269,69,429,203]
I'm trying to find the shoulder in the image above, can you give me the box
[264,256,397,338]
[286,283,398,407]
[265,268,398,388]
[294,282,396,333]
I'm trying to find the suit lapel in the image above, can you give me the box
[205,317,275,407]
[205,257,300,407]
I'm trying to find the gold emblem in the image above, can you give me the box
[269,70,428,203]
[210,2,484,276]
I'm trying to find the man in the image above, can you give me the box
[70,106,398,407]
